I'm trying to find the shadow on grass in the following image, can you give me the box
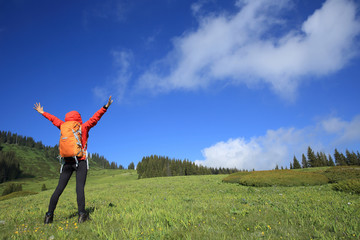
[20,173,36,178]
[67,206,96,219]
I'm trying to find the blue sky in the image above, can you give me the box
[1,0,359,170]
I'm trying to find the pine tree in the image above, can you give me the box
[301,154,308,168]
[328,154,335,166]
[26,137,35,148]
[128,162,135,170]
[307,146,318,167]
[345,149,358,165]
[317,152,328,167]
[110,162,117,169]
[334,149,346,166]
[293,156,301,169]
[340,153,347,165]
[0,151,22,183]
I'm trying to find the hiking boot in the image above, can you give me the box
[78,212,89,223]
[44,212,53,224]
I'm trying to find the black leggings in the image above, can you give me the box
[48,160,88,214]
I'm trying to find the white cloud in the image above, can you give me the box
[195,115,360,170]
[84,0,130,23]
[191,0,216,16]
[112,50,133,101]
[137,0,360,99]
[321,117,348,134]
[93,49,133,103]
[191,1,203,15]
[93,86,110,102]
[322,115,360,144]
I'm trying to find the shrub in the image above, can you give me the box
[0,191,37,201]
[2,183,22,196]
[222,172,252,183]
[323,166,360,183]
[223,170,329,187]
[332,179,360,194]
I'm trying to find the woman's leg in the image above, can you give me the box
[76,160,88,214]
[47,164,74,213]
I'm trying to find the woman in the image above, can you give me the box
[34,96,113,224]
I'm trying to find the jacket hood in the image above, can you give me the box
[65,111,83,124]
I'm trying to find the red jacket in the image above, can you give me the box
[42,107,107,160]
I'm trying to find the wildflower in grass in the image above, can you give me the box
[15,231,18,234]
[262,232,265,235]
[267,225,271,230]
[247,228,250,231]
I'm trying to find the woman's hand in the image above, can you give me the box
[33,103,44,114]
[105,96,113,108]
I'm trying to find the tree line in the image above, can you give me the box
[136,155,238,179]
[0,130,46,150]
[89,153,124,169]
[290,146,360,169]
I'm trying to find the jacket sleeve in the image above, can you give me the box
[42,112,64,129]
[83,107,107,130]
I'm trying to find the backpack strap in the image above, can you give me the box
[86,150,89,170]
[72,124,83,168]
[58,156,65,173]
[74,156,79,168]
[72,128,82,148]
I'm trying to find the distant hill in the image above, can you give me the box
[0,143,104,180]
[0,131,121,183]
[1,143,59,180]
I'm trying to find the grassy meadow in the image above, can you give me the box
[0,169,359,239]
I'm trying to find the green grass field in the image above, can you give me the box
[0,169,359,240]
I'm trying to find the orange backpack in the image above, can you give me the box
[59,121,85,160]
